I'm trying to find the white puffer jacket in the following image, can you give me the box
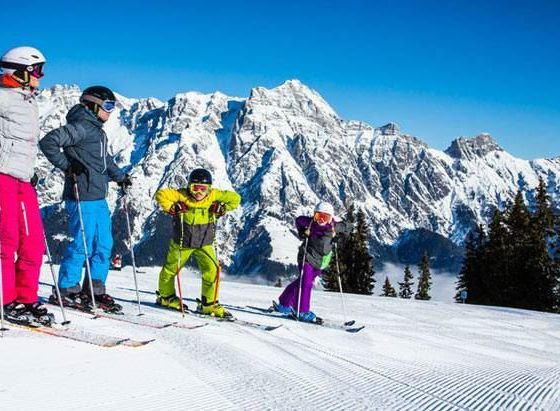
[0,86,39,181]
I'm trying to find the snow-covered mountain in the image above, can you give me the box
[35,81,560,277]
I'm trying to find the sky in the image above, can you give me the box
[1,0,559,159]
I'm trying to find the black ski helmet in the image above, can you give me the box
[81,85,115,102]
[80,86,116,117]
[188,168,212,185]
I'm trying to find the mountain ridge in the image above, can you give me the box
[35,80,560,277]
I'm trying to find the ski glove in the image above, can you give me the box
[169,201,189,216]
[67,159,86,176]
[117,174,132,189]
[298,228,311,239]
[209,201,227,217]
[30,172,39,187]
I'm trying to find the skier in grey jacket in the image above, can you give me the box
[39,86,131,313]
[0,46,54,325]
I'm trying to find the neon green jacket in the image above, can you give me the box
[155,187,241,248]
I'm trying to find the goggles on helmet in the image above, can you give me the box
[80,94,117,113]
[0,61,45,79]
[190,183,210,194]
[313,211,332,224]
[29,63,45,78]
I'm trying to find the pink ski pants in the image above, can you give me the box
[0,173,45,305]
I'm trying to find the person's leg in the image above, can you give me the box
[14,182,45,304]
[87,200,112,296]
[58,201,94,296]
[194,245,230,317]
[297,263,322,313]
[194,245,219,305]
[278,278,299,309]
[158,240,193,297]
[0,174,19,305]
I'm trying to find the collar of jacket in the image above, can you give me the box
[66,104,104,128]
[0,77,37,98]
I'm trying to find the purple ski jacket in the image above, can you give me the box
[295,216,351,269]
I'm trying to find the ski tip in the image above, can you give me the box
[346,326,365,333]
[344,320,356,327]
[265,324,283,331]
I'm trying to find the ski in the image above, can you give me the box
[187,309,282,332]
[147,302,282,332]
[5,321,153,347]
[245,305,365,333]
[42,299,207,330]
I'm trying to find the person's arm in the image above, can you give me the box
[334,220,353,237]
[106,154,126,182]
[155,188,183,213]
[213,189,241,212]
[39,123,85,171]
[295,216,312,238]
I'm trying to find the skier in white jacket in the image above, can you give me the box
[0,46,53,326]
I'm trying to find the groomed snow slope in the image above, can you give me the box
[1,265,559,410]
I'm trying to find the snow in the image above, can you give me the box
[2,265,559,410]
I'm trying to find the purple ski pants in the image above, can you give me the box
[278,262,322,313]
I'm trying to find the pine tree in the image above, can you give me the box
[525,179,559,311]
[398,264,414,299]
[381,276,397,297]
[479,208,510,306]
[351,209,376,295]
[415,251,432,300]
[455,224,486,303]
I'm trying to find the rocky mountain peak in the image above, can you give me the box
[445,133,503,160]
[377,122,400,136]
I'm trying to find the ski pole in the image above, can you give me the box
[333,242,350,325]
[44,234,70,325]
[0,207,6,334]
[72,174,97,312]
[296,235,310,320]
[176,212,185,318]
[122,187,142,316]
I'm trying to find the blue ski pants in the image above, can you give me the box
[58,199,113,295]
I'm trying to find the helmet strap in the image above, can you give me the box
[11,70,31,86]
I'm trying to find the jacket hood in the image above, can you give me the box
[66,104,102,127]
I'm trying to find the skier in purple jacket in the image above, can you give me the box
[275,202,351,323]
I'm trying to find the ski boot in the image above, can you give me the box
[196,300,232,318]
[49,292,92,312]
[272,300,294,315]
[155,291,188,312]
[3,301,54,327]
[3,301,31,325]
[94,294,123,314]
[24,302,55,326]
[296,311,323,325]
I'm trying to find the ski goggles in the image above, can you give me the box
[29,63,45,78]
[313,211,332,224]
[0,61,45,79]
[189,183,210,194]
[80,94,117,112]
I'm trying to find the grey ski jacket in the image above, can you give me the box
[39,104,126,201]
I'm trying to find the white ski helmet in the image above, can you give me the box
[0,46,46,76]
[314,201,334,216]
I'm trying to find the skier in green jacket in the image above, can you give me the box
[155,168,240,318]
